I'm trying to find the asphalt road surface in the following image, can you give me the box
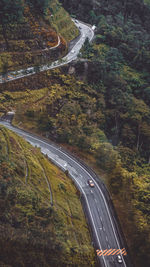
[0,121,133,267]
[0,20,94,83]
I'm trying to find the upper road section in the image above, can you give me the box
[0,20,94,83]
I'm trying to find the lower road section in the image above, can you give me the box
[0,121,133,267]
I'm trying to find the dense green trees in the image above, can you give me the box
[0,0,52,24]
[61,0,150,29]
[0,0,24,25]
[0,0,24,48]
[66,1,150,266]
[78,0,150,166]
[27,0,51,13]
[58,1,150,266]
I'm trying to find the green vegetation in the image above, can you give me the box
[60,1,150,266]
[46,0,79,42]
[0,64,149,264]
[0,0,78,72]
[0,125,95,266]
[0,0,150,266]
[144,0,150,4]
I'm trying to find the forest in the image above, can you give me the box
[59,1,150,266]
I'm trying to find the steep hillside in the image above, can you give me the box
[0,125,95,266]
[0,0,78,72]
[58,2,150,266]
[0,32,149,267]
[0,0,150,266]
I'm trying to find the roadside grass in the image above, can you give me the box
[39,155,93,250]
[0,126,96,266]
[48,0,79,42]
[144,0,150,4]
[0,87,49,107]
[0,128,8,156]
[0,126,11,155]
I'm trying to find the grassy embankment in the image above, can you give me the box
[0,125,95,266]
[144,0,150,4]
[48,0,79,42]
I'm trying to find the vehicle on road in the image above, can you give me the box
[88,179,94,187]
[0,20,95,84]
[71,50,75,54]
[0,121,132,267]
[117,255,123,263]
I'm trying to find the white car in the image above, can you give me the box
[117,255,123,264]
[71,50,75,54]
[88,180,94,187]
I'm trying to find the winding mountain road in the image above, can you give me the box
[0,18,132,267]
[0,20,94,83]
[0,121,132,267]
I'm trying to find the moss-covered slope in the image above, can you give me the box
[0,125,95,267]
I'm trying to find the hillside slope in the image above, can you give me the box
[0,3,149,263]
[0,125,95,266]
[59,1,150,266]
[0,0,150,267]
[0,0,78,72]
